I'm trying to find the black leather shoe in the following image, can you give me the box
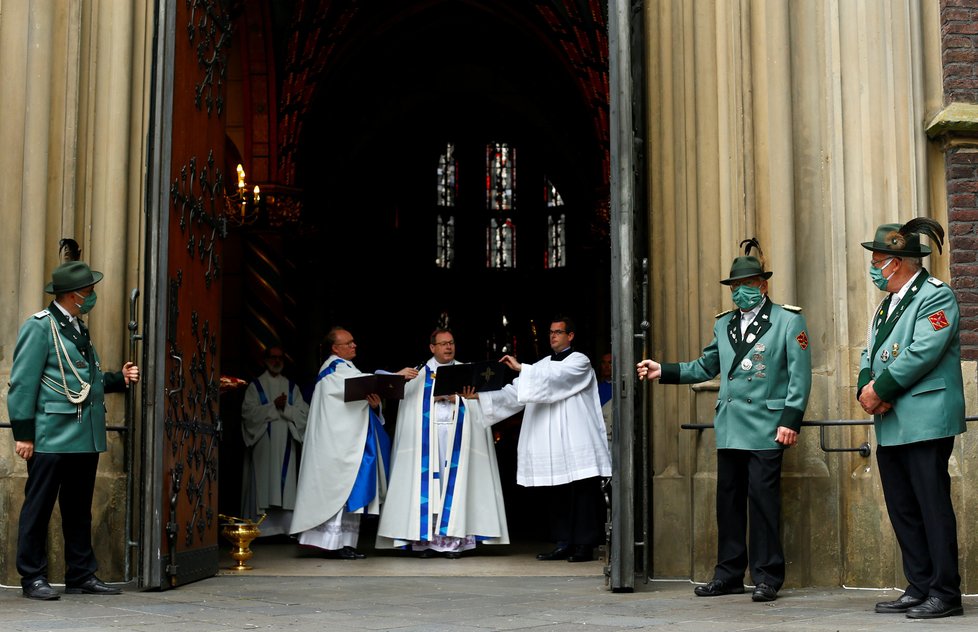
[905,596,963,619]
[567,545,594,563]
[536,545,570,561]
[65,576,121,595]
[751,583,778,602]
[875,593,924,613]
[337,546,366,560]
[694,579,745,597]
[22,578,60,600]
[417,548,439,559]
[443,551,462,559]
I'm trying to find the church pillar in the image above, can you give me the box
[646,0,958,589]
[0,0,152,585]
[926,0,978,594]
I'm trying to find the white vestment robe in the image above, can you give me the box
[377,358,509,550]
[291,355,389,550]
[240,371,309,535]
[480,350,611,486]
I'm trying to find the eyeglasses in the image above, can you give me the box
[335,340,355,346]
[432,341,455,347]
[729,279,762,289]
[871,257,894,268]
[549,329,567,336]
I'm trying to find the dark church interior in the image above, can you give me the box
[217,0,611,544]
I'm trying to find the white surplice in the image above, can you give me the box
[291,355,388,550]
[377,358,509,550]
[480,350,611,486]
[240,370,309,535]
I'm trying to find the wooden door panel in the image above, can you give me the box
[159,0,231,588]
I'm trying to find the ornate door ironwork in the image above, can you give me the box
[143,0,231,589]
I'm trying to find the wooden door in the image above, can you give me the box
[142,0,232,589]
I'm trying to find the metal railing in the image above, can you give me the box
[681,416,978,458]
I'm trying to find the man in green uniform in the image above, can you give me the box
[637,242,811,602]
[7,261,140,600]
[858,218,966,619]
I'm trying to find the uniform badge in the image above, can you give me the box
[740,358,753,371]
[928,310,950,331]
[754,343,765,353]
[752,353,763,363]
[880,350,889,362]
[755,372,766,379]
[796,331,809,350]
[746,333,756,343]
[755,363,766,371]
[892,343,899,358]
[75,360,87,368]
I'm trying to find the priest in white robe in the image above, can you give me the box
[240,346,309,536]
[290,327,418,559]
[475,316,611,562]
[377,329,509,558]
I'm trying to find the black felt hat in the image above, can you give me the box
[720,238,772,285]
[44,261,103,294]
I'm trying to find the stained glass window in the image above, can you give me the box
[435,215,455,268]
[546,213,566,268]
[545,178,564,207]
[487,217,516,268]
[434,143,457,269]
[486,143,516,211]
[437,144,457,207]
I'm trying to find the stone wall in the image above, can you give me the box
[941,0,978,360]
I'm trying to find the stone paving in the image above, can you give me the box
[0,575,974,632]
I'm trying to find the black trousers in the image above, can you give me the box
[546,476,605,548]
[877,436,960,601]
[715,448,785,589]
[17,452,100,587]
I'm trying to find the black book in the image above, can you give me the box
[432,362,514,396]
[343,374,406,402]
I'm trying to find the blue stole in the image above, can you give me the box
[251,377,296,497]
[419,367,435,538]
[437,399,467,536]
[317,358,391,513]
[416,366,469,539]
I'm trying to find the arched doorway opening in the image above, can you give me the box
[217,0,611,560]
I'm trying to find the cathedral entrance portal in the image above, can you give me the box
[144,0,637,590]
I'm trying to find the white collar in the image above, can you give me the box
[892,270,922,304]
[427,357,456,370]
[739,296,767,321]
[53,301,77,323]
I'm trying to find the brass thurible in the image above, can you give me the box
[219,513,267,571]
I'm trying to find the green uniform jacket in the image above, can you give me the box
[7,303,125,453]
[857,270,966,446]
[660,300,812,450]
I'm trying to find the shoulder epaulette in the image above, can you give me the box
[781,304,803,313]
[715,309,735,319]
[32,309,51,319]
[927,277,944,287]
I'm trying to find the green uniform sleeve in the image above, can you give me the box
[779,312,812,432]
[7,318,51,441]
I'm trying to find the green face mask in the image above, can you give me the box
[869,258,894,291]
[732,285,763,311]
[74,290,97,314]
